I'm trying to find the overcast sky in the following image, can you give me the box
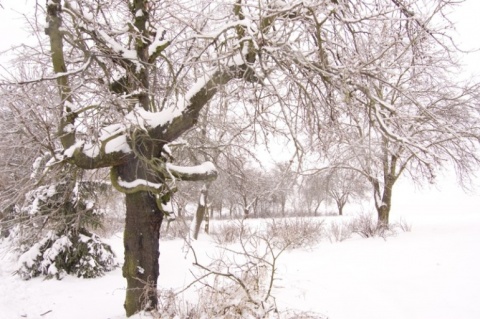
[1,1,479,70]
[449,0,480,76]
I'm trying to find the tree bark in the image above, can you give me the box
[313,200,321,217]
[377,205,390,226]
[123,190,163,317]
[204,207,210,234]
[192,185,208,240]
[337,202,344,216]
[115,154,166,317]
[374,175,394,227]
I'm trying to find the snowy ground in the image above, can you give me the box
[1,181,480,319]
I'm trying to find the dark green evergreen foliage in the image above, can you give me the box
[12,165,117,280]
[22,179,106,230]
[17,227,116,280]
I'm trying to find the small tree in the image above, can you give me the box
[13,163,116,279]
[299,174,329,216]
[324,169,370,216]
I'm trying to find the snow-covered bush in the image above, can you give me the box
[7,162,117,279]
[151,221,327,319]
[266,218,326,248]
[211,221,245,244]
[348,214,410,239]
[325,221,353,242]
[16,228,116,280]
[21,180,105,231]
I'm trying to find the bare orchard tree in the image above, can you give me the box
[323,169,369,216]
[304,4,480,225]
[299,174,329,216]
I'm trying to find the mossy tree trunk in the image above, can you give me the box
[123,190,163,316]
[117,157,166,316]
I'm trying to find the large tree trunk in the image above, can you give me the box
[123,191,163,316]
[116,155,166,317]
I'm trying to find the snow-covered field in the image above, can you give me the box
[1,182,480,319]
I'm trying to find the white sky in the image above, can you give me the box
[1,1,480,68]
[448,0,480,76]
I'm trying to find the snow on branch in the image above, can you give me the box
[117,178,163,191]
[195,20,257,41]
[370,98,438,161]
[62,131,131,169]
[64,2,142,71]
[109,166,165,194]
[125,104,184,130]
[167,161,218,182]
[108,161,217,195]
[15,56,93,85]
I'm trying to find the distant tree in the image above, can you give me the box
[264,162,296,216]
[299,174,329,216]
[323,169,370,216]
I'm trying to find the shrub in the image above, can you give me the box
[325,221,353,242]
[211,221,246,244]
[348,214,412,239]
[395,217,413,232]
[266,217,325,249]
[152,221,327,319]
[16,227,116,280]
[160,218,190,240]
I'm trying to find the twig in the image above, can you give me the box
[40,310,52,316]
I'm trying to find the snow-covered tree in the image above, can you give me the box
[303,2,480,225]
[324,169,369,216]
[299,174,329,216]
[0,69,117,279]
[2,0,477,316]
[9,160,117,280]
[0,88,49,233]
[37,0,279,315]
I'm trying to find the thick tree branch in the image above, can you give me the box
[45,0,76,149]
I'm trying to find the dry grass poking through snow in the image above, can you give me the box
[151,218,329,319]
[143,214,411,319]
